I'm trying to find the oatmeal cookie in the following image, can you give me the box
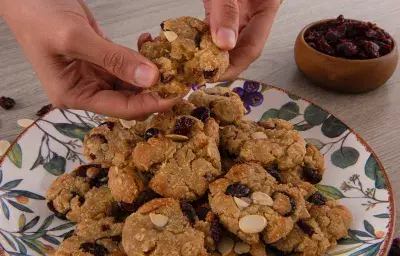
[56,235,125,256]
[208,163,307,245]
[122,198,208,256]
[188,87,246,125]
[140,16,229,98]
[46,164,115,222]
[83,118,145,167]
[107,166,145,204]
[132,113,221,200]
[271,219,330,256]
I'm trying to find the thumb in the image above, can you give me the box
[68,29,159,88]
[210,0,239,50]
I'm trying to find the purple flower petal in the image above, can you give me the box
[246,92,264,107]
[243,81,260,93]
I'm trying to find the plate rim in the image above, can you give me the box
[0,78,395,255]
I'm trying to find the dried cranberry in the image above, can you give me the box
[390,238,400,255]
[225,183,250,198]
[302,167,322,184]
[111,235,122,242]
[71,192,85,204]
[107,202,131,222]
[144,128,160,141]
[273,192,296,217]
[210,218,223,244]
[89,153,97,160]
[191,107,211,122]
[117,190,160,215]
[161,73,175,83]
[194,34,202,47]
[337,14,344,23]
[0,96,16,110]
[308,191,327,206]
[174,117,196,136]
[266,168,282,184]
[195,204,210,221]
[47,201,57,213]
[336,42,358,57]
[89,168,109,188]
[297,220,315,236]
[364,41,380,58]
[180,202,196,224]
[62,230,75,240]
[325,30,341,43]
[317,38,334,55]
[36,104,53,117]
[101,224,110,231]
[379,44,392,55]
[160,22,165,30]
[89,134,108,144]
[80,242,109,256]
[99,121,115,131]
[203,69,218,79]
[47,201,68,220]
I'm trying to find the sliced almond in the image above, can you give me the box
[234,241,251,254]
[165,134,189,142]
[251,132,267,140]
[239,215,267,233]
[251,191,274,206]
[0,140,11,156]
[149,212,168,227]
[217,237,234,256]
[17,119,34,128]
[119,119,136,129]
[234,197,251,209]
[164,31,178,42]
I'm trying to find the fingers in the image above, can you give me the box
[74,89,180,120]
[209,0,239,50]
[67,29,159,88]
[220,4,280,80]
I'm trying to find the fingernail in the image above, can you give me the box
[216,27,236,49]
[134,64,157,87]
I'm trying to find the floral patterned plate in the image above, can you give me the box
[0,79,395,256]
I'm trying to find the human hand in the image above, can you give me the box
[204,0,282,80]
[1,0,180,120]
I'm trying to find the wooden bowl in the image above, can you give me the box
[294,19,399,93]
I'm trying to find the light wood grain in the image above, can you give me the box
[0,0,399,236]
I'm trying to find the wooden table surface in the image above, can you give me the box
[1,0,399,236]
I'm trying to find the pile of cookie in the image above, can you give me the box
[46,17,353,256]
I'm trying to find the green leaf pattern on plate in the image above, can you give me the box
[0,80,392,255]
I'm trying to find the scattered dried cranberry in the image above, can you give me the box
[266,168,283,183]
[0,96,16,110]
[273,192,296,217]
[297,220,315,236]
[180,202,197,224]
[74,164,101,177]
[161,73,175,83]
[174,117,196,136]
[225,183,250,198]
[36,104,53,117]
[80,242,109,256]
[305,15,394,59]
[308,191,328,206]
[110,235,122,242]
[89,168,109,188]
[99,121,115,131]
[101,224,110,231]
[195,204,210,221]
[210,218,223,244]
[203,69,218,79]
[191,107,211,122]
[144,128,160,141]
[302,167,323,184]
[47,201,68,220]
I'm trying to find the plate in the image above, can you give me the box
[0,79,394,256]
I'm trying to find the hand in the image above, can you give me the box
[204,0,282,80]
[1,0,180,120]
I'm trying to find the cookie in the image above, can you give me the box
[107,166,146,204]
[56,236,125,256]
[140,16,229,98]
[209,163,307,245]
[188,87,246,125]
[122,198,208,256]
[83,118,145,167]
[46,164,115,222]
[74,217,124,241]
[132,113,221,200]
[271,219,330,256]
[308,199,353,247]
